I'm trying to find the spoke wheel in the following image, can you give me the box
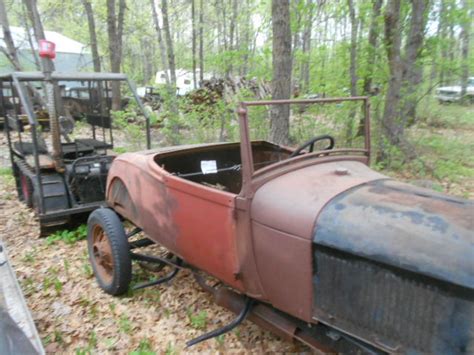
[87,208,131,295]
[92,225,114,285]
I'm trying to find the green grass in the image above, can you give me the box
[46,224,88,245]
[187,308,208,329]
[387,98,474,197]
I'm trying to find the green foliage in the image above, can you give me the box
[46,225,87,245]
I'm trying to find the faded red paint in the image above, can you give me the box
[106,97,375,323]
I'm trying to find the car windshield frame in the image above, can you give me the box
[237,97,371,197]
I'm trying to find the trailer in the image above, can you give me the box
[1,71,151,235]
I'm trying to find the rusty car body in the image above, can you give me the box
[87,97,474,353]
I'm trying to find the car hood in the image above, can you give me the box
[314,179,474,289]
[251,160,386,240]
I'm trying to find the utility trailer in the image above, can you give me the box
[1,72,151,235]
[86,97,474,353]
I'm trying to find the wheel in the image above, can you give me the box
[87,208,132,295]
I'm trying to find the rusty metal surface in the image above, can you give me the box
[314,179,474,288]
[251,160,386,239]
[251,221,313,322]
[106,151,244,290]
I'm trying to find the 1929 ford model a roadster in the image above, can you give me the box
[87,97,474,353]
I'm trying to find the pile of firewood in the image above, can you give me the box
[186,77,270,107]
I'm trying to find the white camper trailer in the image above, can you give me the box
[155,69,211,95]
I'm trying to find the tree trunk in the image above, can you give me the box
[362,0,382,95]
[0,0,21,70]
[299,0,315,93]
[380,0,420,161]
[241,0,251,76]
[150,0,170,85]
[270,0,292,145]
[357,0,382,136]
[381,0,404,148]
[199,0,204,83]
[191,0,197,88]
[227,0,238,78]
[82,0,101,72]
[459,0,471,102]
[24,0,54,74]
[439,0,448,85]
[161,0,177,89]
[347,0,358,97]
[346,0,358,144]
[23,0,65,170]
[401,0,429,126]
[106,0,126,111]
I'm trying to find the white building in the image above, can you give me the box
[0,26,92,74]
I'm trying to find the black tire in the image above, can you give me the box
[87,208,131,295]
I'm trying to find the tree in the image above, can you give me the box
[459,0,471,102]
[161,0,176,89]
[150,0,170,85]
[199,0,204,83]
[357,0,382,136]
[0,0,21,70]
[381,0,404,150]
[106,0,126,110]
[401,0,429,126]
[381,0,429,159]
[23,0,64,170]
[191,0,197,88]
[82,0,101,72]
[299,0,316,93]
[270,0,292,145]
[347,0,358,98]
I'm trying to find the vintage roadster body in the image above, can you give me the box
[88,97,474,353]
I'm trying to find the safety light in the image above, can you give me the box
[38,39,56,59]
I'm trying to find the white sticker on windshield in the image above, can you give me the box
[201,160,217,174]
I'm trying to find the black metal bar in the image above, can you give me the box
[8,72,129,82]
[2,81,15,172]
[126,79,151,149]
[126,227,142,239]
[129,238,154,249]
[132,266,179,290]
[186,298,254,347]
[130,252,182,269]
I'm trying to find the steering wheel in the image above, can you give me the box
[290,134,335,157]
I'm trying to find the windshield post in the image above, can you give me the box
[237,104,254,197]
